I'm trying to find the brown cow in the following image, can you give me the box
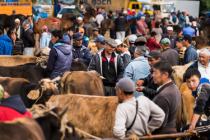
[172,62,193,88]
[0,56,36,66]
[46,94,118,138]
[60,71,104,96]
[0,117,45,140]
[0,77,58,108]
[172,63,195,126]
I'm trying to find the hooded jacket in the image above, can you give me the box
[0,95,32,122]
[0,34,13,55]
[47,40,72,79]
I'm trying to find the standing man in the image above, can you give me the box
[113,78,165,139]
[72,32,92,66]
[183,35,197,64]
[152,61,181,134]
[94,35,105,53]
[124,46,150,83]
[136,51,162,100]
[115,12,127,41]
[136,16,148,35]
[21,21,35,55]
[46,30,72,79]
[88,38,124,96]
[115,39,131,67]
[160,38,179,66]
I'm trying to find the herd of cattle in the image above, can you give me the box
[0,54,195,140]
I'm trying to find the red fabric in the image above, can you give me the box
[0,106,32,122]
[146,37,161,51]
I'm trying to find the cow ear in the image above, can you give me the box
[27,89,40,100]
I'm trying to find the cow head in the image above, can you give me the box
[27,79,59,106]
[30,104,80,140]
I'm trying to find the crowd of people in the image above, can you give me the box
[0,6,209,140]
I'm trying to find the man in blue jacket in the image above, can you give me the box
[46,30,72,79]
[183,35,197,64]
[72,32,92,66]
[0,27,13,55]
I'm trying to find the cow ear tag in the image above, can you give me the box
[27,89,40,100]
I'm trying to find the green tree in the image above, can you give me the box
[200,0,210,12]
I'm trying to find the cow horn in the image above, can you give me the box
[27,89,40,100]
[100,76,105,79]
[52,76,61,82]
[59,106,68,119]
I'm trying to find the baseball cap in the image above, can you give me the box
[73,32,83,40]
[116,78,135,93]
[146,50,161,58]
[94,35,105,44]
[161,38,171,45]
[115,39,123,46]
[105,38,118,48]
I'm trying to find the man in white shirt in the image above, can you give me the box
[188,48,210,81]
[113,78,165,139]
[95,11,104,28]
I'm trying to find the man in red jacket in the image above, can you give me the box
[0,85,32,122]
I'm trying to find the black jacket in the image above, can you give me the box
[140,73,159,100]
[194,83,210,116]
[115,16,127,32]
[21,28,35,48]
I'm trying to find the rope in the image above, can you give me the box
[75,127,102,140]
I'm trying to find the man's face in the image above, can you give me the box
[105,44,115,55]
[167,30,173,35]
[152,68,167,85]
[93,31,99,36]
[199,53,209,66]
[176,41,183,49]
[51,35,58,44]
[148,58,160,67]
[182,40,188,46]
[186,75,200,91]
[75,39,83,46]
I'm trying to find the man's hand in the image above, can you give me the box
[136,80,144,87]
[188,124,196,132]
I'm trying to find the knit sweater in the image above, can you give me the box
[113,96,165,139]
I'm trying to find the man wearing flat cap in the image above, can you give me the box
[113,78,165,139]
[160,38,179,66]
[88,38,124,96]
[72,32,92,66]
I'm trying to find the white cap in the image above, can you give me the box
[167,26,173,31]
[128,34,137,43]
[15,18,20,23]
[77,17,83,21]
[123,10,128,15]
[115,39,123,46]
